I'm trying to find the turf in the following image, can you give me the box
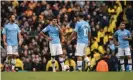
[1,72,133,80]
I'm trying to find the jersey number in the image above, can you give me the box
[83,25,88,36]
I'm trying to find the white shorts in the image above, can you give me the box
[49,42,63,56]
[116,47,131,57]
[75,43,88,56]
[7,45,18,55]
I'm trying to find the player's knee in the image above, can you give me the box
[119,56,125,59]
[83,55,88,59]
[13,53,19,57]
[127,55,131,59]
[7,54,12,59]
[7,54,12,57]
[12,55,17,59]
[77,56,82,61]
[51,56,55,59]
[59,54,63,58]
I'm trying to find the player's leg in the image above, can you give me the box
[116,48,125,71]
[5,54,12,71]
[125,47,132,71]
[49,43,56,72]
[75,43,84,71]
[11,46,19,72]
[83,44,90,69]
[56,44,65,71]
[5,46,13,71]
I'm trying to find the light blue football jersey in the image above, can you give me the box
[42,25,60,44]
[74,20,91,44]
[2,23,21,46]
[114,29,131,48]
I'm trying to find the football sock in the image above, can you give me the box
[128,59,132,71]
[51,56,56,72]
[59,57,65,71]
[77,61,82,71]
[120,59,125,71]
[84,57,90,66]
[11,59,16,70]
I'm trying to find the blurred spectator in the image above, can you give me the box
[108,39,116,55]
[15,57,24,71]
[40,57,47,71]
[64,58,76,71]
[24,58,32,71]
[32,58,41,71]
[108,54,119,71]
[46,60,59,71]
[125,5,133,29]
[96,57,109,72]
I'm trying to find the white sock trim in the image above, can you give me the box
[77,61,82,70]
[128,59,132,70]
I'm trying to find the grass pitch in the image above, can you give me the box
[1,72,133,80]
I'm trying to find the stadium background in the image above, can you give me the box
[0,1,133,72]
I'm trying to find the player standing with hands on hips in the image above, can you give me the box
[68,13,91,71]
[40,16,65,72]
[114,22,132,71]
[2,14,22,72]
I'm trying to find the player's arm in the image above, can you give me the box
[3,34,7,46]
[18,32,22,46]
[88,32,91,47]
[123,31,132,40]
[40,31,51,40]
[124,36,132,40]
[56,24,64,42]
[40,27,52,41]
[88,23,91,46]
[2,27,7,47]
[17,25,22,46]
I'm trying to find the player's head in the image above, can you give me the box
[51,16,57,26]
[9,14,16,23]
[77,13,84,20]
[119,22,125,30]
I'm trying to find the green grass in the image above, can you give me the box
[1,72,133,80]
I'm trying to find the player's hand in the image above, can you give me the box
[55,23,61,29]
[61,39,65,43]
[48,37,52,41]
[123,37,129,40]
[55,23,58,26]
[19,41,22,46]
[67,41,71,45]
[115,42,119,46]
[4,42,7,48]
[88,41,90,47]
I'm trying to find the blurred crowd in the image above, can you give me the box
[1,1,133,71]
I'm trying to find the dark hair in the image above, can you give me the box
[9,13,15,18]
[78,13,84,18]
[48,16,57,21]
[120,21,125,25]
[52,16,57,20]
